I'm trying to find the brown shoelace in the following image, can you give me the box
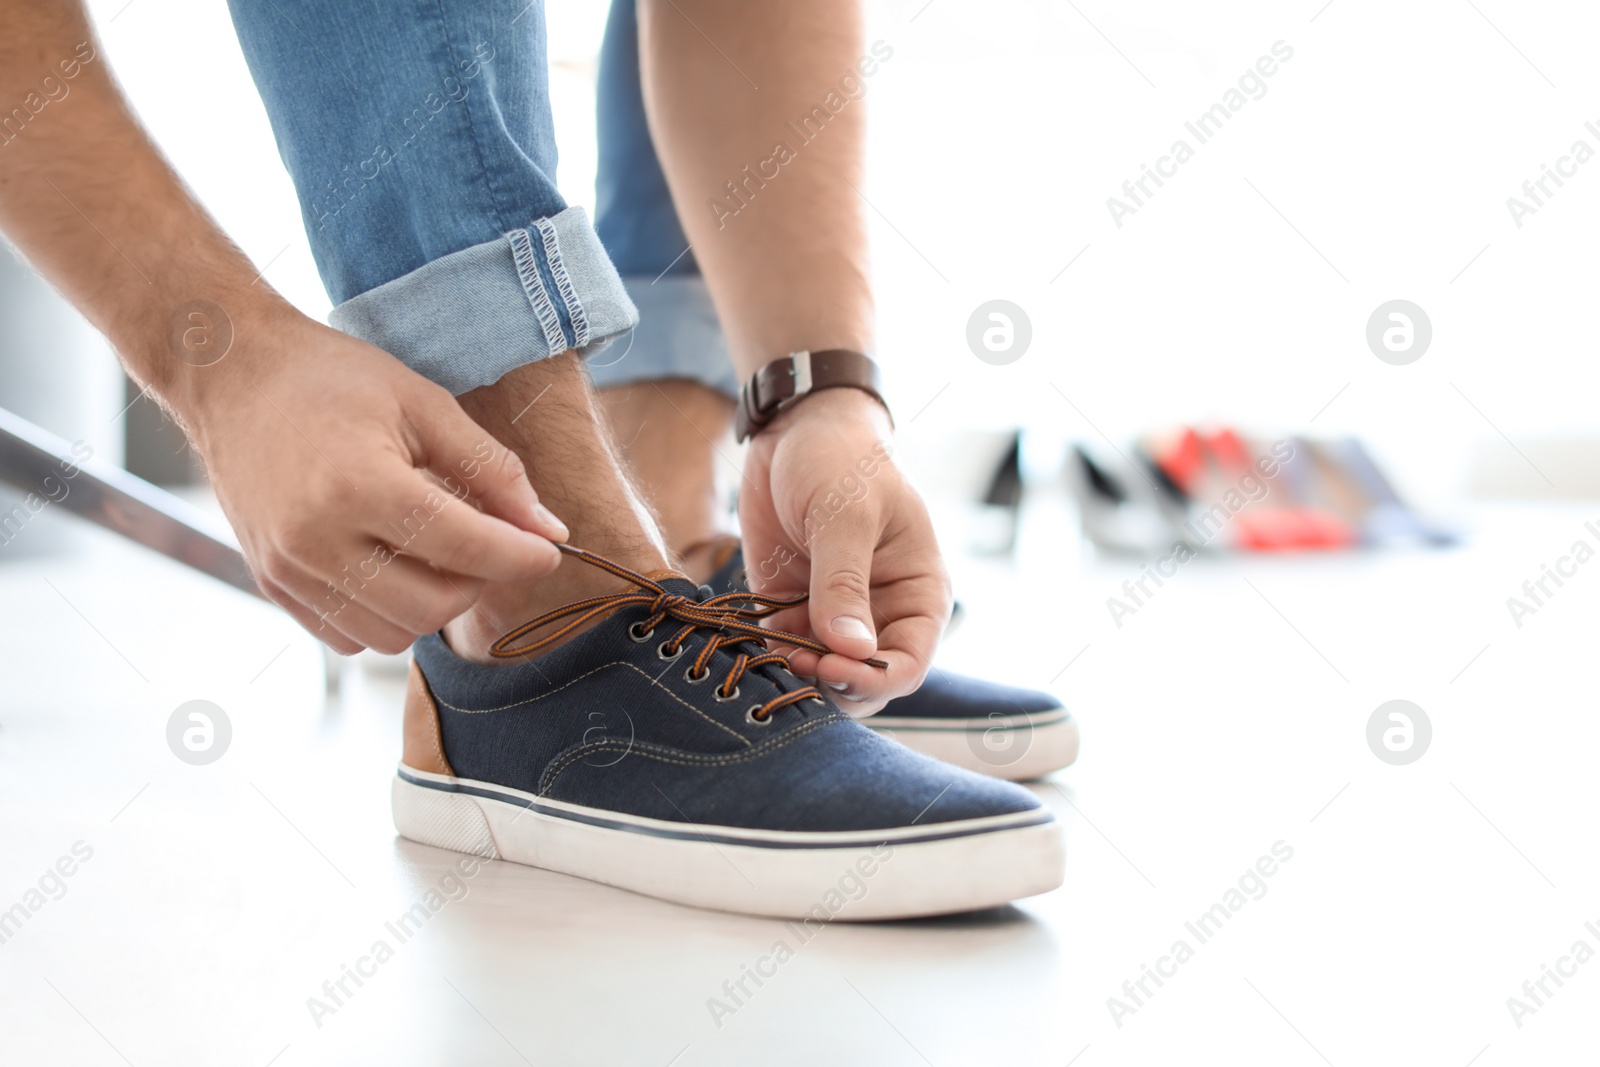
[490,544,887,723]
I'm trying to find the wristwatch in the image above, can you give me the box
[733,349,891,443]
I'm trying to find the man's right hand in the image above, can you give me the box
[0,2,563,654]
[181,305,566,654]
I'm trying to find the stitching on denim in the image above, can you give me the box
[539,714,848,795]
[527,228,575,349]
[506,226,568,355]
[435,659,752,748]
[534,215,590,349]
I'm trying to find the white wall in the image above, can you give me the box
[84,0,1600,506]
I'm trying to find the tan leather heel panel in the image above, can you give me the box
[402,661,454,776]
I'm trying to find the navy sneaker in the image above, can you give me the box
[393,546,1063,919]
[705,539,1080,781]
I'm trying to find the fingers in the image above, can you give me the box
[761,579,941,714]
[757,484,949,712]
[257,576,362,656]
[259,573,413,655]
[757,604,823,679]
[838,539,950,710]
[343,554,486,635]
[211,334,575,658]
[816,609,943,714]
[249,388,563,654]
[259,530,491,654]
[314,598,417,656]
[803,507,881,663]
[409,385,569,543]
[397,489,562,583]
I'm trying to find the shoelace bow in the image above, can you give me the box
[490,544,886,722]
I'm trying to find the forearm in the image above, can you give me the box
[638,0,874,377]
[0,1,283,427]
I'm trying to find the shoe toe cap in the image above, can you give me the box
[881,670,1063,721]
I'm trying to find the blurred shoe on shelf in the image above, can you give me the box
[1069,426,1450,555]
[1144,427,1353,551]
[1302,437,1458,547]
[1066,441,1191,554]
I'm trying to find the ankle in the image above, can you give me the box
[442,543,673,665]
[442,607,521,666]
[676,532,738,585]
[439,356,676,665]
[598,379,734,576]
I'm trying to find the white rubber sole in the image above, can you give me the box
[392,766,1064,920]
[868,709,1080,781]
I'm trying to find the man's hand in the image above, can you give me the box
[638,0,942,709]
[0,3,564,653]
[184,305,567,654]
[740,389,950,714]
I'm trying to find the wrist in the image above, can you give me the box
[127,287,300,447]
[765,385,893,439]
[735,349,892,443]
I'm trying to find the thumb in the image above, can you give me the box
[807,511,879,660]
[411,392,568,543]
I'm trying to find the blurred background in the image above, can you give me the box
[8,0,1600,565]
[7,4,1600,1063]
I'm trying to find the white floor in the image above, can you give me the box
[2,499,1597,1066]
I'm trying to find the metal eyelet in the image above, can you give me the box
[809,697,827,706]
[713,685,741,703]
[684,665,711,685]
[628,622,655,642]
[657,641,684,662]
[745,706,773,726]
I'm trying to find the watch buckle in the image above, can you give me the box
[789,349,812,398]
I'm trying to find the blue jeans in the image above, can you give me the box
[227,0,735,398]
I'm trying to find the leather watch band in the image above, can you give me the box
[734,349,890,443]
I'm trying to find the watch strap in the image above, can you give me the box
[734,349,889,443]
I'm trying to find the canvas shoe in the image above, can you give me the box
[392,546,1064,919]
[702,539,1080,782]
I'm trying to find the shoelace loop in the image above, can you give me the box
[489,545,887,722]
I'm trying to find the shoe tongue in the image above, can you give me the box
[656,576,706,599]
[642,567,691,585]
[705,547,746,595]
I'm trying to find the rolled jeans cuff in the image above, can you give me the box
[582,274,739,400]
[328,206,639,395]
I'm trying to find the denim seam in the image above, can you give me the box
[534,216,591,349]
[505,226,569,355]
[527,224,576,349]
[437,659,753,748]
[538,715,849,796]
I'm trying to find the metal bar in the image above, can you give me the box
[0,405,262,599]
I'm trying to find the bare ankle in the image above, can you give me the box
[441,605,518,666]
[438,355,674,665]
[599,379,734,573]
[675,532,738,585]
[441,548,676,664]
